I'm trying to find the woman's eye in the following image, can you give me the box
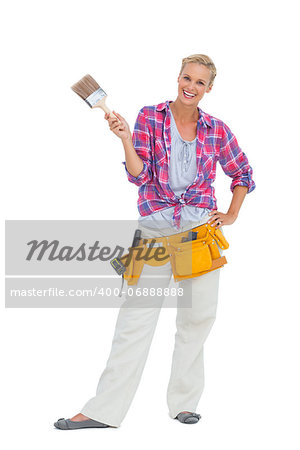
[183,76,204,85]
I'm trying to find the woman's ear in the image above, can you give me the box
[206,84,213,93]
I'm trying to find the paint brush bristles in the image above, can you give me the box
[71,74,119,121]
[71,74,107,107]
[71,75,103,103]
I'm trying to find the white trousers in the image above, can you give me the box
[81,222,223,427]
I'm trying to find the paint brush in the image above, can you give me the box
[71,74,120,122]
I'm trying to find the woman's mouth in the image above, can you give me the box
[183,90,196,99]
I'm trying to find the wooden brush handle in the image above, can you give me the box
[93,97,120,121]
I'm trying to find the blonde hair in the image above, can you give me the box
[179,54,217,87]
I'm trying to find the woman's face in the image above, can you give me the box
[177,62,213,106]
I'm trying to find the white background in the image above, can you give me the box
[1,0,299,448]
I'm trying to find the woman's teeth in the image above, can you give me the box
[183,90,196,99]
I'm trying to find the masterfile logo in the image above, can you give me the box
[5,220,189,308]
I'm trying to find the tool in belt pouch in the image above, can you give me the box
[118,223,229,286]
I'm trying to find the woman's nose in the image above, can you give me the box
[187,82,196,90]
[188,83,196,92]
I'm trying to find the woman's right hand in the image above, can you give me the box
[105,111,131,141]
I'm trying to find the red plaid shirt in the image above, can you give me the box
[122,100,256,230]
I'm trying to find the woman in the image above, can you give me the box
[54,54,255,429]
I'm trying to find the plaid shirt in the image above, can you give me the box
[122,100,256,230]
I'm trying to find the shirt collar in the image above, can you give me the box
[156,100,212,129]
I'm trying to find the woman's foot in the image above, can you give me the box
[54,413,110,429]
[176,411,201,424]
[69,413,90,422]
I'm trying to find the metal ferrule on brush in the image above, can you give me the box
[85,87,107,107]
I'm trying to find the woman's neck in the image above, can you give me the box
[170,99,199,124]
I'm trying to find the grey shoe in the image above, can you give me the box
[54,417,110,430]
[176,411,201,424]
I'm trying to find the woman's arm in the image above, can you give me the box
[207,122,256,229]
[227,185,248,218]
[121,135,144,178]
[218,122,256,195]
[106,109,153,186]
[207,185,249,228]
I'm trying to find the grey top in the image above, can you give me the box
[138,107,211,234]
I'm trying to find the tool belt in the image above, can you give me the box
[119,222,229,286]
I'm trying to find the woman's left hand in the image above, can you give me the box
[207,211,237,229]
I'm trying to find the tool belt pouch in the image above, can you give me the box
[169,224,229,282]
[171,240,212,276]
[119,246,146,286]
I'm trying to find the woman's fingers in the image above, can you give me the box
[207,211,222,225]
[110,111,128,128]
[112,115,124,126]
[105,110,128,137]
[109,114,120,122]
[112,110,123,119]
[111,121,122,131]
[105,112,125,131]
[207,211,216,223]
[112,111,126,126]
[108,118,119,128]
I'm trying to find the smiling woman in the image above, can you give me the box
[177,57,214,106]
[118,54,255,232]
[170,64,213,141]
[54,53,256,430]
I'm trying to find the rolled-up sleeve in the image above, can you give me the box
[218,123,256,194]
[122,107,153,187]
